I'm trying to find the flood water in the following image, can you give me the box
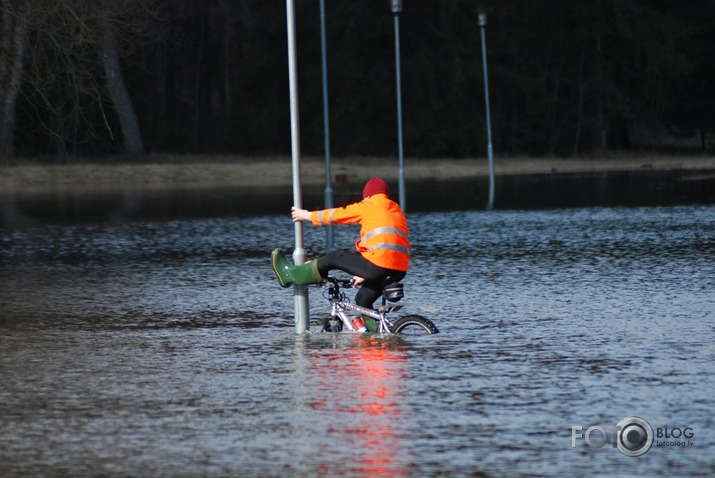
[1,174,715,477]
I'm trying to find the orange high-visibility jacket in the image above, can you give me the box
[310,193,410,271]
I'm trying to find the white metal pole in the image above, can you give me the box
[286,0,309,333]
[479,10,495,210]
[392,0,406,211]
[319,0,334,250]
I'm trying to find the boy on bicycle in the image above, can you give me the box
[271,177,410,331]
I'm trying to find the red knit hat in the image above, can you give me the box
[362,177,390,198]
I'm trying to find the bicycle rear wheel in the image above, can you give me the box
[391,315,439,335]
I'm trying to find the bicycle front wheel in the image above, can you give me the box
[391,315,439,335]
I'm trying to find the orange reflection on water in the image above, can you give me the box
[306,335,410,478]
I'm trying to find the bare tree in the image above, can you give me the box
[94,0,170,155]
[2,0,160,159]
[100,15,144,154]
[0,0,28,159]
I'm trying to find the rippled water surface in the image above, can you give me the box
[1,205,714,477]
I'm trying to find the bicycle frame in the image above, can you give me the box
[323,278,402,333]
[330,300,386,333]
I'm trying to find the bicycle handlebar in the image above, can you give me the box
[326,276,355,288]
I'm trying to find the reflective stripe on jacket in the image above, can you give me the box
[310,193,410,271]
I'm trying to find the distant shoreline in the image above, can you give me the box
[1,154,714,194]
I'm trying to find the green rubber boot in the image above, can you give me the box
[271,248,323,288]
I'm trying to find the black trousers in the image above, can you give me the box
[317,250,406,309]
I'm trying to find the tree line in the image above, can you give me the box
[1,0,713,162]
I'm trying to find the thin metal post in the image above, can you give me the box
[319,0,334,250]
[286,0,309,333]
[392,0,406,211]
[479,10,495,210]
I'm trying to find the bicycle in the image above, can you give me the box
[317,276,439,335]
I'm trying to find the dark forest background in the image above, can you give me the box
[1,0,714,162]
